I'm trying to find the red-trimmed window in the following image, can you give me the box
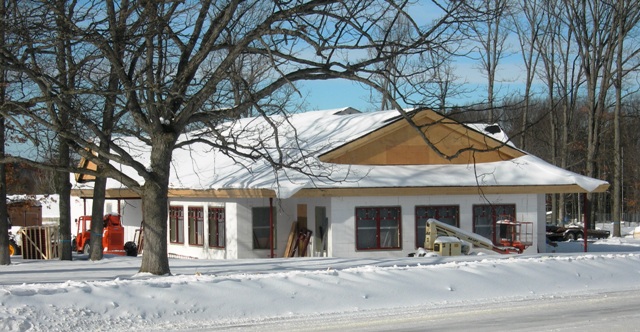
[169,206,184,244]
[415,205,459,248]
[208,207,225,248]
[473,204,516,244]
[188,207,204,246]
[355,207,401,250]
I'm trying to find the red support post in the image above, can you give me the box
[582,193,589,253]
[269,197,274,258]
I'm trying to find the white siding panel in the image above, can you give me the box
[163,193,543,260]
[329,194,542,258]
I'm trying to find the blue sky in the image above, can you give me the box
[298,79,378,112]
[296,60,534,113]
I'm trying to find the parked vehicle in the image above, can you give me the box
[8,229,20,256]
[6,218,21,256]
[74,213,137,256]
[546,224,610,241]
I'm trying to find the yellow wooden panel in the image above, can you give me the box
[297,204,308,229]
[321,110,523,165]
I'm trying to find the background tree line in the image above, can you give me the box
[368,0,639,237]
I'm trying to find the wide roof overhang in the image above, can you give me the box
[71,181,609,200]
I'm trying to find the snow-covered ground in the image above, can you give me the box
[2,224,640,331]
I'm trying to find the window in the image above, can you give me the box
[208,207,225,248]
[188,207,204,246]
[415,205,459,248]
[355,207,401,250]
[169,206,184,244]
[252,207,276,249]
[473,204,516,244]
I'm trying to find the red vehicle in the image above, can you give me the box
[75,213,137,256]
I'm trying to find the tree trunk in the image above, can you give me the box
[0,117,8,265]
[0,0,9,266]
[612,0,624,237]
[0,126,7,265]
[89,175,107,260]
[88,92,116,261]
[53,0,73,260]
[57,140,73,260]
[138,134,175,275]
[88,29,119,258]
[139,181,170,275]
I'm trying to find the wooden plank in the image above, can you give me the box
[297,229,313,257]
[283,221,298,258]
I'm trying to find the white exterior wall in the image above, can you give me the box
[164,197,299,260]
[119,199,143,243]
[162,196,334,259]
[109,193,546,260]
[535,194,547,252]
[167,198,230,259]
[328,193,545,258]
[233,197,331,258]
[233,198,282,259]
[225,202,239,259]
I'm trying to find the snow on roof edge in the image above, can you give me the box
[70,107,609,198]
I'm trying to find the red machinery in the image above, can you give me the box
[496,217,533,253]
[75,213,134,256]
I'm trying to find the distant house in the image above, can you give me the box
[7,194,77,227]
[6,197,42,227]
[72,108,608,259]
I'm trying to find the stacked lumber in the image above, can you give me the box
[284,221,313,257]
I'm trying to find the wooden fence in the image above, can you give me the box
[19,225,60,260]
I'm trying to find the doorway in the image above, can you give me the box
[315,207,327,256]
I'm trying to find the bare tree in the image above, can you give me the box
[86,0,131,261]
[534,0,580,224]
[376,14,415,111]
[0,0,9,265]
[511,0,542,150]
[611,0,640,236]
[0,1,482,275]
[51,0,75,260]
[562,0,640,228]
[465,0,511,122]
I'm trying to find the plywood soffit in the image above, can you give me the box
[71,181,609,200]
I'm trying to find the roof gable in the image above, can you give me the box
[319,109,524,165]
[75,153,97,183]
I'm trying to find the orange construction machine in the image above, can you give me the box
[74,213,137,256]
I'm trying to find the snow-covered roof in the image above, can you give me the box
[465,123,515,148]
[5,194,71,220]
[6,195,42,206]
[72,108,609,199]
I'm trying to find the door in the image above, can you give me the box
[315,207,327,256]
